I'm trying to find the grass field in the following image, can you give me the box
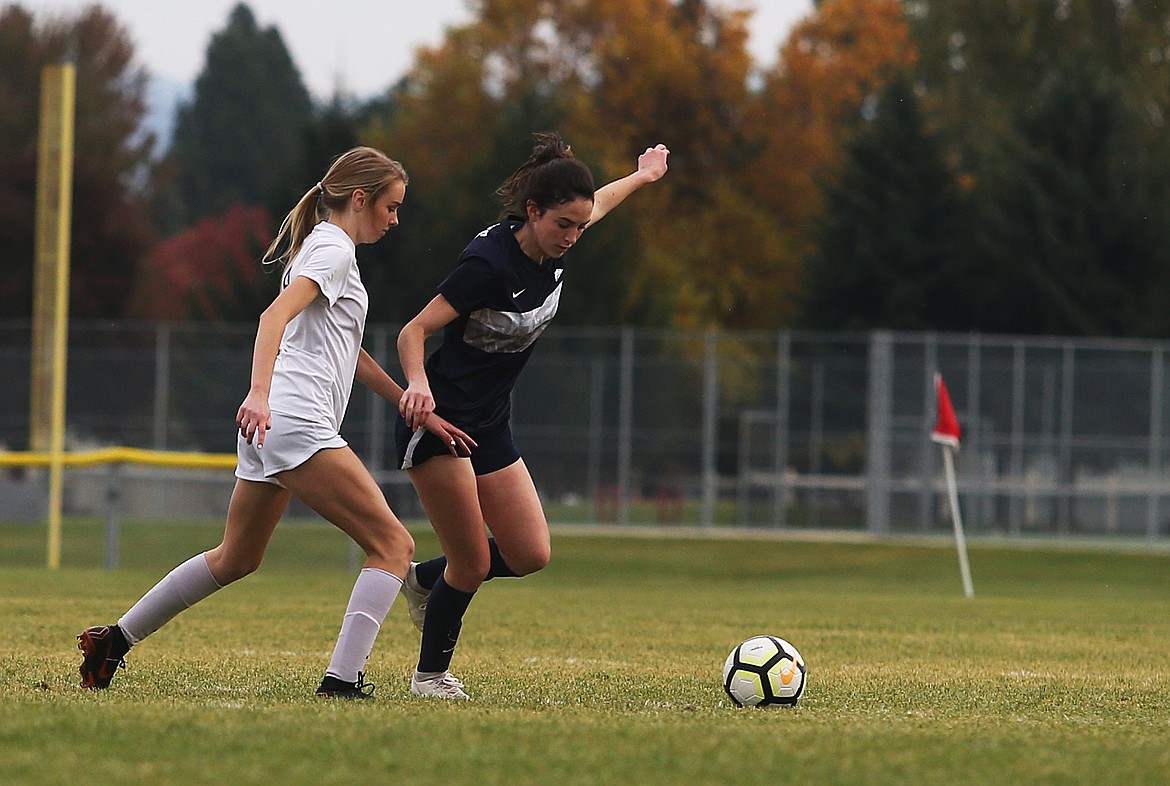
[2,520,1169,785]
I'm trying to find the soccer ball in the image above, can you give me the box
[722,635,806,707]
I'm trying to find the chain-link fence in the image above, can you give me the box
[4,320,1170,542]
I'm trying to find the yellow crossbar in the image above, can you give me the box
[0,448,236,470]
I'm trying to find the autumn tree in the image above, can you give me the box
[358,26,520,322]
[557,0,784,329]
[0,4,155,318]
[744,0,917,265]
[362,0,781,328]
[126,204,278,321]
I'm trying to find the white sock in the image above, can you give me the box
[325,568,402,683]
[117,553,223,646]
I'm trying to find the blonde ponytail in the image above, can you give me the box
[263,147,408,268]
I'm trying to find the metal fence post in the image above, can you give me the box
[920,335,938,532]
[1058,343,1075,534]
[1009,341,1026,536]
[700,328,719,529]
[772,331,791,529]
[617,326,634,526]
[736,411,750,527]
[367,326,388,476]
[867,331,894,534]
[966,335,983,532]
[809,360,825,528]
[587,357,604,504]
[105,463,121,569]
[152,322,171,450]
[1148,348,1163,541]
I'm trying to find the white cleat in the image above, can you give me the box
[402,562,429,632]
[410,671,470,700]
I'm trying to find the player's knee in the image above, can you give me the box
[208,550,262,585]
[510,544,550,577]
[364,523,414,565]
[446,552,491,591]
[231,558,263,582]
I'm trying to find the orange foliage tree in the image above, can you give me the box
[365,0,798,329]
[361,0,919,329]
[745,0,917,269]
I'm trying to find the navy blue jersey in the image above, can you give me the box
[425,220,565,431]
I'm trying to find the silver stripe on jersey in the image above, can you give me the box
[463,282,562,354]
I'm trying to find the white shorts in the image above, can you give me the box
[235,411,348,485]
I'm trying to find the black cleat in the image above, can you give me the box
[77,625,129,689]
[315,671,376,699]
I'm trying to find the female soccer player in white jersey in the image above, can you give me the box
[77,147,474,699]
[395,133,669,699]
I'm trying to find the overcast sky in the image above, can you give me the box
[15,0,813,98]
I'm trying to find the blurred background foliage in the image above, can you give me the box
[4,0,1170,336]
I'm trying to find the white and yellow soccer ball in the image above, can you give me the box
[722,635,806,707]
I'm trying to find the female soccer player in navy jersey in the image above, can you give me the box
[77,147,473,699]
[395,133,670,699]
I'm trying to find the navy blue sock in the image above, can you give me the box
[414,555,446,590]
[417,575,475,673]
[414,537,518,590]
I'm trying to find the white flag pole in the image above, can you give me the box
[940,443,974,598]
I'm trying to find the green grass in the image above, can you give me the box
[2,522,1169,785]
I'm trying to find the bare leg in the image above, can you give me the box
[278,447,414,693]
[405,456,549,696]
[280,446,413,576]
[476,458,550,576]
[203,479,292,584]
[120,479,291,642]
[408,456,490,591]
[411,457,551,589]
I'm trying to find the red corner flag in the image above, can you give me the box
[930,373,961,449]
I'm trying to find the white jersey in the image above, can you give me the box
[267,221,368,432]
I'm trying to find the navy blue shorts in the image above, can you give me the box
[394,414,521,476]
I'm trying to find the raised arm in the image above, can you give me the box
[587,144,670,228]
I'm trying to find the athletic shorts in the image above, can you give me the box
[235,411,348,485]
[394,414,520,476]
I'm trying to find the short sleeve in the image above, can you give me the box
[438,256,500,314]
[296,237,352,306]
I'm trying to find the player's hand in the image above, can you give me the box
[236,389,272,448]
[399,380,435,430]
[422,413,477,457]
[636,144,670,183]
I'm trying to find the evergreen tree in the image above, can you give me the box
[971,50,1170,337]
[265,94,363,231]
[912,0,1170,151]
[167,4,312,225]
[801,72,979,331]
